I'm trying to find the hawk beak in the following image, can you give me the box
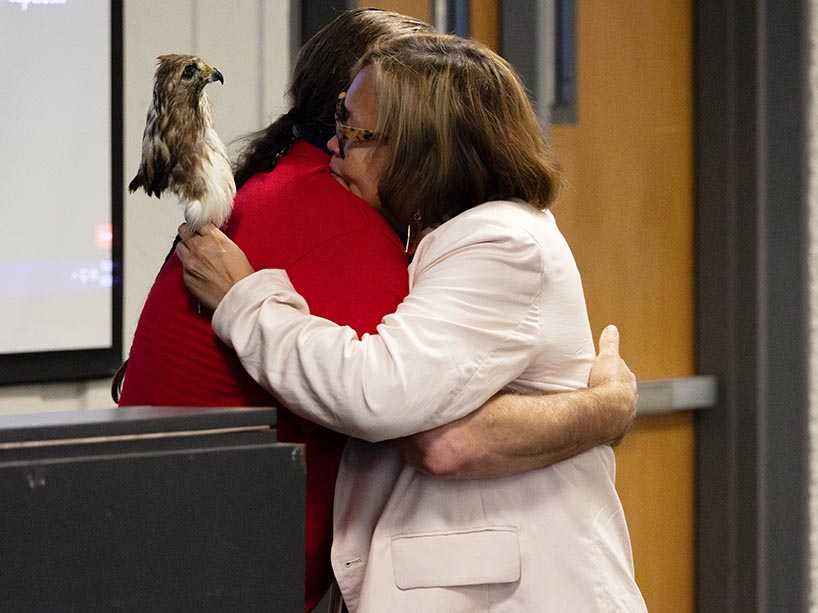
[203,65,224,85]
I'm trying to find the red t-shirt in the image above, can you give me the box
[119,140,409,611]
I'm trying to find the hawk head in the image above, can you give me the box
[153,54,224,110]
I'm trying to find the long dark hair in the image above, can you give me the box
[232,8,433,189]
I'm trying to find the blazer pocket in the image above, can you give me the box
[391,526,520,590]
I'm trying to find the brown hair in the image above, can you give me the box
[233,8,433,188]
[358,33,565,230]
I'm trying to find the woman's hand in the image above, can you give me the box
[176,222,255,311]
[587,325,638,446]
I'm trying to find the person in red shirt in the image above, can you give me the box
[119,11,428,611]
[120,9,637,612]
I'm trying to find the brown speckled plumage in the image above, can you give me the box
[129,54,236,230]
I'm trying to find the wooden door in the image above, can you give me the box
[361,2,696,610]
[551,3,695,611]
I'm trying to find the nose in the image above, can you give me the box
[327,135,341,158]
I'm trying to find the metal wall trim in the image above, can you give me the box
[636,376,718,414]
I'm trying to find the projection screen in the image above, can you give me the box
[0,0,122,384]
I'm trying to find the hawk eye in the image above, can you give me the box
[182,64,197,80]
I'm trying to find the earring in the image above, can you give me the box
[405,209,422,255]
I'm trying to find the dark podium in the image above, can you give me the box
[0,406,305,612]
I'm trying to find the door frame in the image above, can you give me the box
[696,1,809,611]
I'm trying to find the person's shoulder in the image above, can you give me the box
[425,200,553,250]
[278,138,331,166]
[232,143,395,237]
[457,199,553,227]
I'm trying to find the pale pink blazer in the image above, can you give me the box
[214,200,647,612]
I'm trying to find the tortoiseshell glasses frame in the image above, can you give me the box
[334,91,378,158]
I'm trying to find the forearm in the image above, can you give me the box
[214,270,532,442]
[399,381,633,479]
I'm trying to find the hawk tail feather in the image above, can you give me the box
[128,173,143,193]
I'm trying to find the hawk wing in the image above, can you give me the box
[128,142,174,198]
[129,93,176,198]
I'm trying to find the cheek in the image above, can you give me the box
[354,172,382,211]
[363,149,390,202]
[351,150,388,209]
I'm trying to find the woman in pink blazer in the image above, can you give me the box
[179,33,646,612]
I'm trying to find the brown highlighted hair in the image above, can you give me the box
[233,8,433,189]
[358,33,565,231]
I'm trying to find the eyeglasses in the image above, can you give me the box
[334,91,378,158]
